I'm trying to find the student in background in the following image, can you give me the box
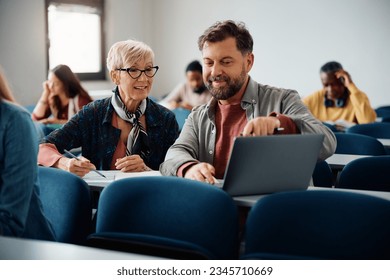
[303,61,376,131]
[0,66,55,240]
[38,39,179,177]
[32,64,93,136]
[160,20,336,183]
[161,60,211,110]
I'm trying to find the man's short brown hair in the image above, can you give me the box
[198,20,253,55]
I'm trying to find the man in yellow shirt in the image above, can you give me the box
[303,61,376,130]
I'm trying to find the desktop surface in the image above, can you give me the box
[82,171,390,209]
[0,236,164,260]
[233,186,390,207]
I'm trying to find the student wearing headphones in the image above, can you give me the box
[303,61,376,130]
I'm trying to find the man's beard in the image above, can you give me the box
[206,67,247,100]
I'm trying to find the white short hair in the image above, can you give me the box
[106,39,154,71]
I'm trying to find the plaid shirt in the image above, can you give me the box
[44,97,179,170]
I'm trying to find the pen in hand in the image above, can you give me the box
[63,149,106,178]
[239,127,284,136]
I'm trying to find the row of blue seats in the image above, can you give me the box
[38,167,390,259]
[324,121,390,139]
[313,155,390,190]
[375,105,390,119]
[313,131,390,188]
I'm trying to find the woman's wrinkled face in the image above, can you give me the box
[115,56,155,105]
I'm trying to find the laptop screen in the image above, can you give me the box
[221,134,324,196]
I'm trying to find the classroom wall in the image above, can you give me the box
[0,0,389,108]
[0,0,47,106]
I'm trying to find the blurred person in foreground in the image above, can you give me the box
[0,66,55,240]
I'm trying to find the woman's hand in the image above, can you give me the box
[115,154,151,172]
[32,81,53,120]
[38,117,66,125]
[48,92,60,117]
[56,156,96,177]
[41,81,51,101]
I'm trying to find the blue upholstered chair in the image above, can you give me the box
[312,161,334,187]
[88,176,239,259]
[375,106,390,118]
[241,190,390,259]
[38,167,92,245]
[171,108,191,131]
[337,156,390,192]
[346,123,390,139]
[381,116,390,123]
[334,132,387,155]
[346,123,390,154]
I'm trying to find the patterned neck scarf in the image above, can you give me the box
[111,87,150,159]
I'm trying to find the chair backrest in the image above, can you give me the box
[312,161,334,187]
[381,116,390,123]
[375,106,390,118]
[171,108,191,131]
[376,105,390,110]
[335,132,387,155]
[242,190,390,259]
[337,155,390,191]
[38,167,92,245]
[346,123,390,139]
[89,176,239,259]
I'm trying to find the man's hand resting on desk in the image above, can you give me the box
[56,156,96,177]
[115,155,151,172]
[184,162,218,185]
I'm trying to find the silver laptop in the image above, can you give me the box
[216,134,324,196]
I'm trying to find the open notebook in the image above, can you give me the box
[83,170,161,188]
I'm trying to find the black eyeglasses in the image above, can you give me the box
[116,66,159,79]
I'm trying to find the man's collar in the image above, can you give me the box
[241,76,258,108]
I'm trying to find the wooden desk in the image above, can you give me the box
[233,186,390,207]
[326,153,369,170]
[0,236,164,260]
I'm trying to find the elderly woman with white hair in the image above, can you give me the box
[38,39,179,176]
